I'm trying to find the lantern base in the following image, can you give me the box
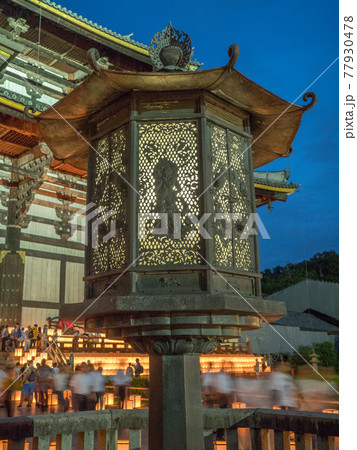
[149,352,204,450]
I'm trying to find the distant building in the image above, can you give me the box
[242,280,338,355]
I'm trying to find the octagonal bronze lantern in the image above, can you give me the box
[37,24,316,450]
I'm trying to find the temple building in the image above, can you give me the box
[242,280,339,355]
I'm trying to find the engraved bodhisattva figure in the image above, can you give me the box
[153,157,191,237]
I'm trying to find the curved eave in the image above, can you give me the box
[37,66,308,171]
[254,183,298,194]
[0,96,42,115]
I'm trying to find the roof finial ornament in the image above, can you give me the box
[149,23,193,71]
[87,48,109,74]
[302,92,317,111]
[226,44,240,70]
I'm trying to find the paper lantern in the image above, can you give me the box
[322,409,339,414]
[11,390,21,402]
[117,441,129,450]
[105,393,114,406]
[232,402,246,409]
[123,400,134,410]
[129,395,141,408]
[214,441,227,450]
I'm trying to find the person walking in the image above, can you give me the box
[70,363,91,411]
[126,363,134,379]
[262,358,267,373]
[19,328,25,348]
[11,323,21,348]
[269,363,299,410]
[91,366,106,410]
[2,367,18,417]
[30,325,38,349]
[134,359,144,377]
[53,365,69,412]
[254,359,260,376]
[18,363,36,409]
[114,369,130,409]
[36,327,42,352]
[24,326,31,352]
[1,325,9,352]
[38,358,51,410]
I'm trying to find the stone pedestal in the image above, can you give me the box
[127,337,220,450]
[149,353,204,450]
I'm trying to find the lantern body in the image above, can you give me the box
[82,90,277,344]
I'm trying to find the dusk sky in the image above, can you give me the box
[58,0,339,270]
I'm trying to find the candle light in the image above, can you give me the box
[129,395,141,408]
[232,402,246,409]
[124,400,134,410]
[106,393,114,406]
[213,441,226,450]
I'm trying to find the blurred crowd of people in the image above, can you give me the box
[0,357,146,418]
[202,361,336,413]
[0,323,51,355]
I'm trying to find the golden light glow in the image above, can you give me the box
[214,442,227,450]
[117,441,129,450]
[124,399,134,410]
[232,402,246,409]
[105,393,114,406]
[130,395,142,408]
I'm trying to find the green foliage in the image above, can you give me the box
[289,346,313,369]
[289,342,338,372]
[129,377,149,399]
[261,251,339,296]
[130,377,149,388]
[314,342,338,369]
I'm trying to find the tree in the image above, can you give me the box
[288,342,338,372]
[261,251,339,296]
[314,342,338,369]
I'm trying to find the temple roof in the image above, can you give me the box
[274,311,338,333]
[11,0,202,69]
[37,61,315,170]
[254,169,300,190]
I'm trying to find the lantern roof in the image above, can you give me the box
[37,45,316,170]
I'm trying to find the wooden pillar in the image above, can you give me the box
[0,251,25,326]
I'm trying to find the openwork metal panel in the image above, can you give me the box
[210,124,233,268]
[138,121,200,265]
[91,126,128,274]
[209,123,255,272]
[229,132,256,272]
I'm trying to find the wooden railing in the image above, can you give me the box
[47,335,133,354]
[46,342,68,366]
[0,408,338,449]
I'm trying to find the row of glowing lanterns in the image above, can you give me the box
[0,440,142,450]
[15,349,266,376]
[0,441,143,450]
[10,389,141,409]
